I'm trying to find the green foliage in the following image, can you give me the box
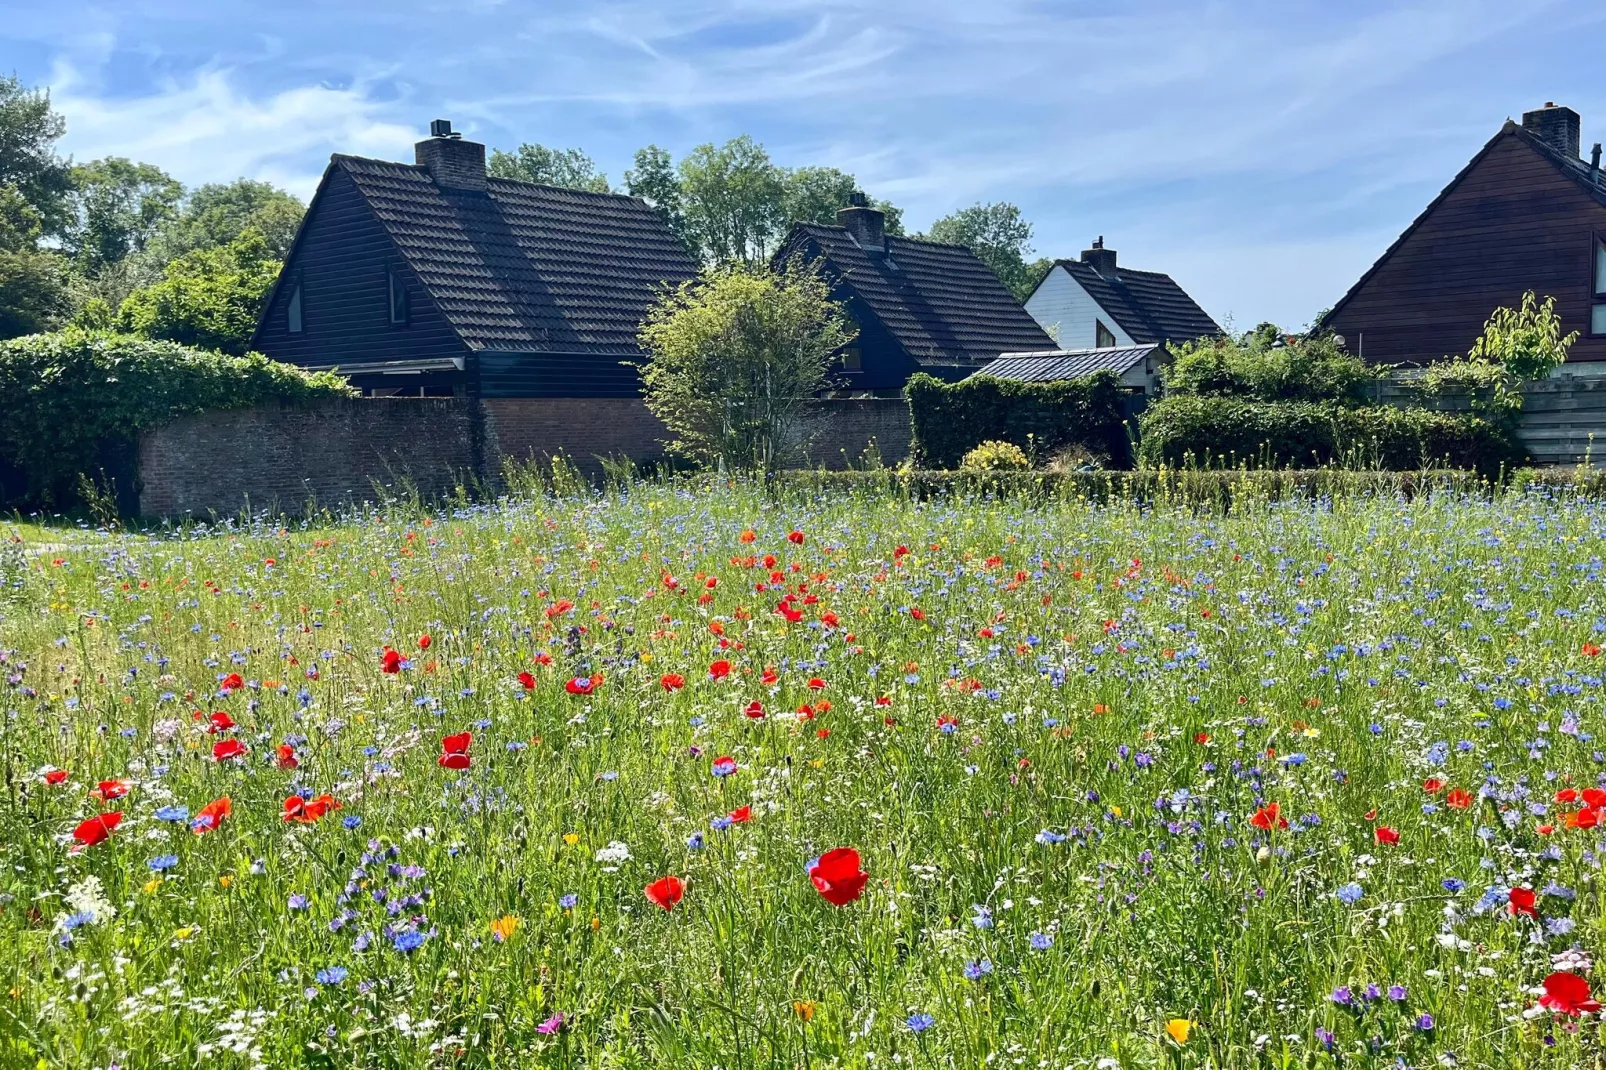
[0,74,73,236]
[625,145,689,251]
[906,371,1132,470]
[0,328,352,506]
[487,143,612,192]
[0,247,71,339]
[960,439,1030,471]
[115,229,281,354]
[63,157,183,274]
[780,166,904,236]
[637,260,856,471]
[150,179,305,261]
[920,202,1040,300]
[1136,395,1521,474]
[1419,291,1577,418]
[1164,326,1373,404]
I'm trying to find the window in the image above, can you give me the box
[389,267,410,326]
[841,346,862,372]
[1095,319,1116,348]
[287,282,303,334]
[1594,235,1606,335]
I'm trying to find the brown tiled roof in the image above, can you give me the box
[333,154,698,353]
[782,224,1056,365]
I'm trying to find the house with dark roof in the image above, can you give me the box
[252,120,698,397]
[1322,103,1606,367]
[1023,239,1220,352]
[773,194,1056,392]
[970,343,1170,394]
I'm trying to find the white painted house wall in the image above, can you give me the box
[1023,265,1136,350]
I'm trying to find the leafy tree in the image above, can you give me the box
[152,179,304,261]
[625,144,689,252]
[487,144,611,192]
[637,259,856,471]
[921,202,1040,300]
[780,166,904,235]
[0,247,71,339]
[116,228,281,354]
[1164,325,1372,405]
[64,157,183,274]
[1419,290,1577,419]
[678,135,788,266]
[0,75,73,236]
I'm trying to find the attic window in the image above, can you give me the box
[389,267,410,326]
[841,346,862,372]
[287,281,303,334]
[1095,319,1116,349]
[1593,235,1606,335]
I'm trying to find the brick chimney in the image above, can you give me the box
[1522,102,1581,158]
[415,119,487,191]
[836,190,886,252]
[1081,236,1117,277]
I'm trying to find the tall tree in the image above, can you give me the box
[921,202,1039,300]
[0,75,73,237]
[64,157,184,275]
[116,228,281,354]
[153,179,304,261]
[487,144,611,192]
[780,166,903,235]
[0,187,70,338]
[625,144,688,253]
[677,135,788,266]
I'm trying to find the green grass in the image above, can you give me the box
[2,479,1605,1067]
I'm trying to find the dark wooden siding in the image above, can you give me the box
[479,351,644,398]
[1328,134,1606,364]
[253,168,470,371]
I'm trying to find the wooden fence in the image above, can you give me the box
[1374,371,1606,466]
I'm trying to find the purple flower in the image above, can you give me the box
[1416,1013,1435,1031]
[1331,985,1353,1006]
[288,894,309,911]
[1387,984,1407,1002]
[537,1013,566,1034]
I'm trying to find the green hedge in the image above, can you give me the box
[0,329,354,507]
[1136,396,1522,474]
[906,371,1131,469]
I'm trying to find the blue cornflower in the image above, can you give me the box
[686,832,705,850]
[1029,932,1054,950]
[1333,883,1364,905]
[392,930,426,953]
[905,1012,936,1034]
[1035,829,1066,845]
[711,816,733,832]
[1442,878,1465,893]
[970,904,993,929]
[962,959,993,980]
[559,894,578,909]
[315,966,348,985]
[343,816,362,829]
[148,854,179,872]
[154,805,189,823]
[1331,986,1353,1005]
[288,894,309,910]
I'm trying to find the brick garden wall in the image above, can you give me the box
[137,399,477,518]
[480,398,670,477]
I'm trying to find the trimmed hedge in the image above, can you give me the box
[906,371,1131,469]
[1137,396,1522,474]
[0,329,354,507]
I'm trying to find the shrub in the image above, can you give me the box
[960,440,1029,471]
[0,329,353,506]
[1136,396,1521,474]
[906,371,1131,469]
[1165,326,1374,404]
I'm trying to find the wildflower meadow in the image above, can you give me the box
[4,479,1606,1068]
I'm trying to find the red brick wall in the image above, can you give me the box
[138,399,477,517]
[480,398,669,476]
[797,398,911,468]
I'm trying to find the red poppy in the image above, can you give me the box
[1422,778,1444,794]
[1557,788,1579,804]
[660,673,686,692]
[283,794,340,824]
[761,666,780,686]
[208,710,236,733]
[1508,887,1538,917]
[1374,826,1400,845]
[1250,803,1288,830]
[220,672,244,692]
[192,796,231,834]
[807,677,826,690]
[809,847,868,906]
[418,634,431,650]
[89,779,130,801]
[44,769,69,786]
[1584,642,1602,657]
[381,648,402,674]
[1566,807,1600,830]
[72,811,123,848]
[276,744,299,770]
[739,529,756,544]
[1193,732,1211,745]
[709,660,731,679]
[644,875,685,911]
[1446,789,1473,808]
[517,671,536,690]
[1584,788,1606,808]
[1540,972,1602,1015]
[909,608,925,621]
[439,732,472,770]
[212,739,248,762]
[788,531,805,545]
[729,805,752,824]
[565,675,600,695]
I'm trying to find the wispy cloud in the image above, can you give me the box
[8,0,1606,325]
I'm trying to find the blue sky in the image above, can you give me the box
[5,0,1604,329]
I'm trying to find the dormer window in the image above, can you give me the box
[1593,234,1606,335]
[287,281,303,334]
[1095,319,1116,349]
[389,267,410,326]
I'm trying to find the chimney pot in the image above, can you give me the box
[1522,102,1582,158]
[415,119,486,191]
[1591,143,1602,172]
[1081,238,1117,276]
[836,190,885,252]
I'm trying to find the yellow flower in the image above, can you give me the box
[793,1000,816,1022]
[563,832,579,846]
[219,875,233,888]
[141,877,162,895]
[173,927,195,941]
[589,916,600,931]
[491,914,521,942]
[1110,805,1122,819]
[1166,1018,1195,1044]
